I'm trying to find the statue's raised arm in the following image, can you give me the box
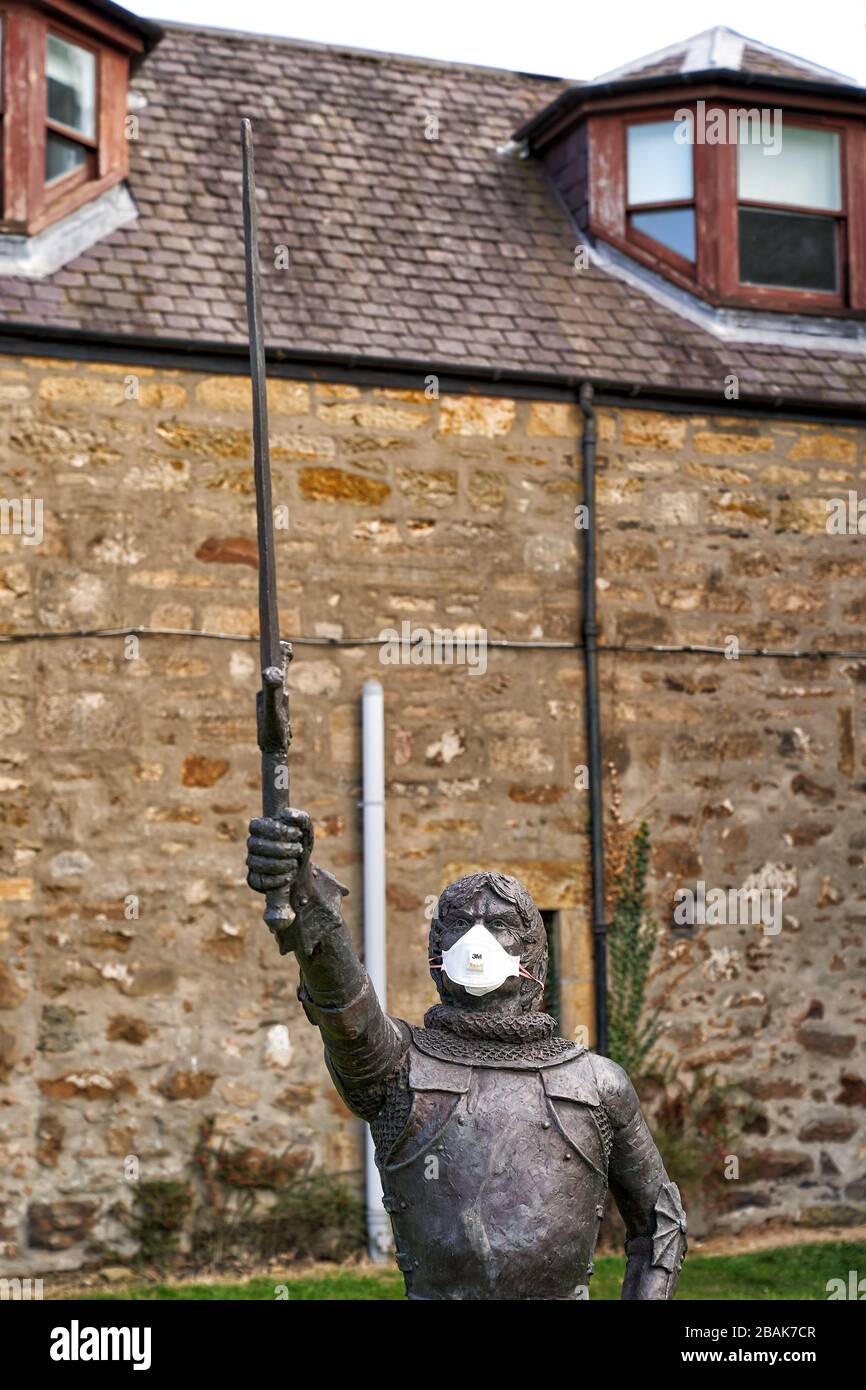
[247,808,406,1121]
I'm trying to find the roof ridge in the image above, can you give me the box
[155,18,569,86]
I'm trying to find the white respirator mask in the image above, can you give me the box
[430,922,538,998]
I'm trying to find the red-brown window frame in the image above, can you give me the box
[717,110,849,311]
[623,107,699,283]
[586,92,866,317]
[43,20,101,203]
[0,0,141,237]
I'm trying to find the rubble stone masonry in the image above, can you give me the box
[0,354,864,1268]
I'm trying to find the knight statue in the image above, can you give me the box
[245,807,686,1301]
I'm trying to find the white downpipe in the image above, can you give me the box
[362,679,392,1261]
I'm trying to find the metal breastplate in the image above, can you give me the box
[376,1043,611,1300]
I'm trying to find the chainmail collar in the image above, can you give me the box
[414,1005,585,1069]
[424,1004,557,1040]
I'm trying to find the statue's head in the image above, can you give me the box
[428,872,547,1014]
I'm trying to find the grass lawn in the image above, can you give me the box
[75,1240,866,1301]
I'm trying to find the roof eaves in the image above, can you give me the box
[4,318,866,424]
[77,0,164,50]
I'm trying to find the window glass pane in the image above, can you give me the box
[738,126,840,211]
[46,130,87,182]
[46,35,95,138]
[627,121,693,205]
[630,207,696,262]
[738,208,837,292]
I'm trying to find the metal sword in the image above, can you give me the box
[241,117,295,954]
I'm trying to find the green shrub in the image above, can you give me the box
[606,821,662,1077]
[602,821,744,1226]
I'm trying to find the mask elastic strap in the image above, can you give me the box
[429,955,541,986]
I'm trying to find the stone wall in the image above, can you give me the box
[0,354,863,1269]
[595,406,866,1234]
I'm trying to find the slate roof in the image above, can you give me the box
[4,20,866,409]
[738,44,851,86]
[590,27,856,86]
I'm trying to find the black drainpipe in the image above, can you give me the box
[579,383,609,1056]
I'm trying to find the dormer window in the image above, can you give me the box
[616,109,853,309]
[520,28,866,317]
[0,1,159,242]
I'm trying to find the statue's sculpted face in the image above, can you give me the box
[434,887,526,1009]
[429,871,548,1013]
